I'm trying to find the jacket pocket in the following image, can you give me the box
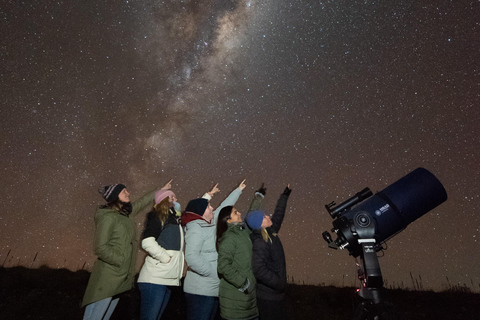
[145,250,182,279]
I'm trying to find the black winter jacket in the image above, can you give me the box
[250,192,289,300]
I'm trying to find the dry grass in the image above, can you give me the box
[1,266,479,320]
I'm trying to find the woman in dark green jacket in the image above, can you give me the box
[216,206,259,320]
[82,180,171,320]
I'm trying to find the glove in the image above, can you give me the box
[282,186,291,197]
[256,183,267,196]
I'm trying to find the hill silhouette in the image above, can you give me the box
[0,266,478,319]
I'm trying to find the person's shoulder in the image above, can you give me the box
[222,226,238,237]
[95,207,117,222]
[267,226,278,234]
[96,205,114,214]
[227,224,246,237]
[164,217,179,228]
[95,204,110,212]
[249,229,262,238]
[145,210,158,220]
[185,219,205,232]
[250,231,264,242]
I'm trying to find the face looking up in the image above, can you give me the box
[203,204,215,222]
[118,188,131,203]
[261,214,273,228]
[168,194,177,203]
[228,207,242,223]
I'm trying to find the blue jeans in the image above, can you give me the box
[83,297,119,320]
[185,293,219,320]
[138,283,171,320]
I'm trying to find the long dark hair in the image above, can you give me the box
[216,206,233,252]
[104,200,132,216]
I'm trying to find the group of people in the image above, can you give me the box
[81,179,292,320]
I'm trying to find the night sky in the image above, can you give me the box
[1,0,478,292]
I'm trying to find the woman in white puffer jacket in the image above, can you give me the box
[137,185,184,320]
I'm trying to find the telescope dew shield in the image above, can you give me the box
[380,167,448,228]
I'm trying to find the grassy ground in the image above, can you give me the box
[1,266,479,320]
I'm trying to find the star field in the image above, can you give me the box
[1,0,479,292]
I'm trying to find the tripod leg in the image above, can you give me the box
[376,301,399,320]
[352,300,400,320]
[352,300,373,320]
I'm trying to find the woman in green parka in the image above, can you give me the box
[82,180,172,320]
[216,206,259,320]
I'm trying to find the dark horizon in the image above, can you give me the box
[2,266,480,320]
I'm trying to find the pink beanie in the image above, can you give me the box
[155,190,175,205]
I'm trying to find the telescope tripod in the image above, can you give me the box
[353,298,397,320]
[352,239,398,320]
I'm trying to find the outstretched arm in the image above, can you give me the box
[130,189,155,218]
[271,184,291,232]
[131,178,172,217]
[202,183,220,201]
[214,179,246,220]
[161,179,173,190]
[247,183,266,213]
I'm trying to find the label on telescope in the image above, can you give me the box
[375,204,390,216]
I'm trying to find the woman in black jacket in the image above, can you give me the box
[244,185,291,320]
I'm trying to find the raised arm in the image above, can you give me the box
[247,183,267,213]
[131,179,173,217]
[214,179,246,220]
[130,190,156,218]
[271,185,291,232]
[202,183,220,201]
[160,179,173,190]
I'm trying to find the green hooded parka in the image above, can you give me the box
[82,190,155,307]
[217,223,258,320]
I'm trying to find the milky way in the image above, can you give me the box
[1,0,478,291]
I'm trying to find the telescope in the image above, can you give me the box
[322,168,447,319]
[322,167,447,257]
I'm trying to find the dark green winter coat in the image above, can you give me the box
[82,190,155,307]
[217,223,258,320]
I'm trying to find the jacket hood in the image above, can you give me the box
[181,211,210,227]
[95,206,122,218]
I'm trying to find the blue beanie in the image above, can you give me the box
[185,198,209,216]
[245,210,265,230]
